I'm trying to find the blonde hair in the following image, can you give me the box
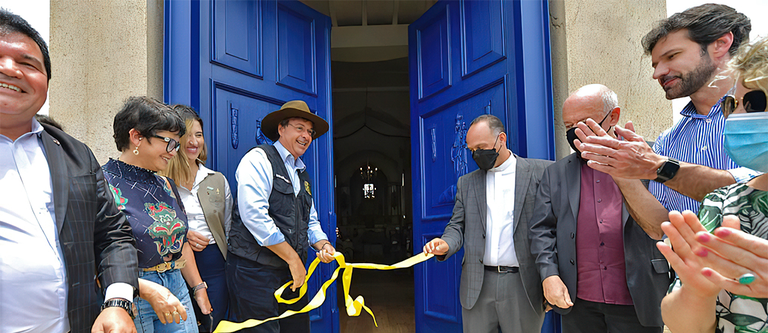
[160,105,207,188]
[730,36,768,94]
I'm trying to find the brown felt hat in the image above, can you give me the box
[261,100,329,141]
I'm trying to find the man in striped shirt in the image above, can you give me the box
[572,4,760,236]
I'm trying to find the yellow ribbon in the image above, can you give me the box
[214,252,434,332]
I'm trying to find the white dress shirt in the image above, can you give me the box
[179,164,234,243]
[235,141,327,247]
[0,120,69,333]
[483,153,519,267]
[0,119,131,333]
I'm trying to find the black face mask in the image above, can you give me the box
[566,127,581,158]
[566,111,612,160]
[472,134,500,170]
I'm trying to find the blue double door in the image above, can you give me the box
[166,0,556,332]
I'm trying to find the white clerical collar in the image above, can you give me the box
[489,151,515,173]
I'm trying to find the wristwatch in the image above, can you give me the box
[654,158,680,183]
[101,298,136,319]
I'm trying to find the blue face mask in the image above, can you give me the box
[724,112,768,173]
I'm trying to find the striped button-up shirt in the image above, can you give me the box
[649,99,760,214]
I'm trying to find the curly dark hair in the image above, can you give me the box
[642,3,751,56]
[0,9,51,80]
[113,96,186,151]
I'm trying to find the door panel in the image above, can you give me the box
[276,3,318,95]
[460,0,504,77]
[410,0,556,332]
[415,6,451,100]
[165,0,337,331]
[211,0,262,77]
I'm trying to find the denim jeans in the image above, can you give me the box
[134,269,198,333]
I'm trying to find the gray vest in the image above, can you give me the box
[197,171,229,259]
[228,144,312,267]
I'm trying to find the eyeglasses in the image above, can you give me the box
[286,123,316,137]
[151,135,181,153]
[720,90,767,118]
[565,109,612,131]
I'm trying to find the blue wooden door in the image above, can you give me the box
[409,0,557,332]
[164,0,337,332]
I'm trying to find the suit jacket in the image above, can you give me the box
[41,124,139,332]
[439,155,552,314]
[528,153,670,327]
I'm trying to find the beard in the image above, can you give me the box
[661,51,717,100]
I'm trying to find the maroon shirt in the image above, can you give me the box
[575,165,633,305]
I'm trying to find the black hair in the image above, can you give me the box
[0,8,51,80]
[113,96,186,151]
[469,114,505,136]
[642,3,751,57]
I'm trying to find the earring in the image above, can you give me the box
[132,137,142,155]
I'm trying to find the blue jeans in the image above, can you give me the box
[134,269,198,333]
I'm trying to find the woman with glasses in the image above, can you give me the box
[103,96,211,332]
[658,36,768,333]
[161,105,232,331]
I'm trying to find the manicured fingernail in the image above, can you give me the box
[695,248,708,257]
[696,233,712,242]
[715,228,732,237]
[702,269,712,277]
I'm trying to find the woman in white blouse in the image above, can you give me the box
[162,104,233,331]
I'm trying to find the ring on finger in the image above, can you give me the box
[164,312,171,317]
[172,310,180,315]
[739,272,756,285]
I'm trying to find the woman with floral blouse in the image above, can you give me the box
[103,96,211,332]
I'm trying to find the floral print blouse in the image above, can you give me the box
[699,183,768,333]
[102,159,188,268]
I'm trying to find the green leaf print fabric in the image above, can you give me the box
[698,183,768,333]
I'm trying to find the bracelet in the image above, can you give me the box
[321,242,332,251]
[192,281,208,293]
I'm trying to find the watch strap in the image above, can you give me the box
[101,298,135,319]
[654,158,680,183]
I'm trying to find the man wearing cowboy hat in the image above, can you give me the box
[226,100,336,332]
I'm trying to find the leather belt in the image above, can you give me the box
[143,259,186,273]
[484,265,519,273]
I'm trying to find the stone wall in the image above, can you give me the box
[549,0,672,159]
[49,0,164,163]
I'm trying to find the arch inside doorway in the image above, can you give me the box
[331,53,415,333]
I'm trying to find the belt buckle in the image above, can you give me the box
[156,262,171,273]
[497,266,503,273]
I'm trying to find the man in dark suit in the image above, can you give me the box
[529,84,671,333]
[0,10,139,332]
[424,114,551,332]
